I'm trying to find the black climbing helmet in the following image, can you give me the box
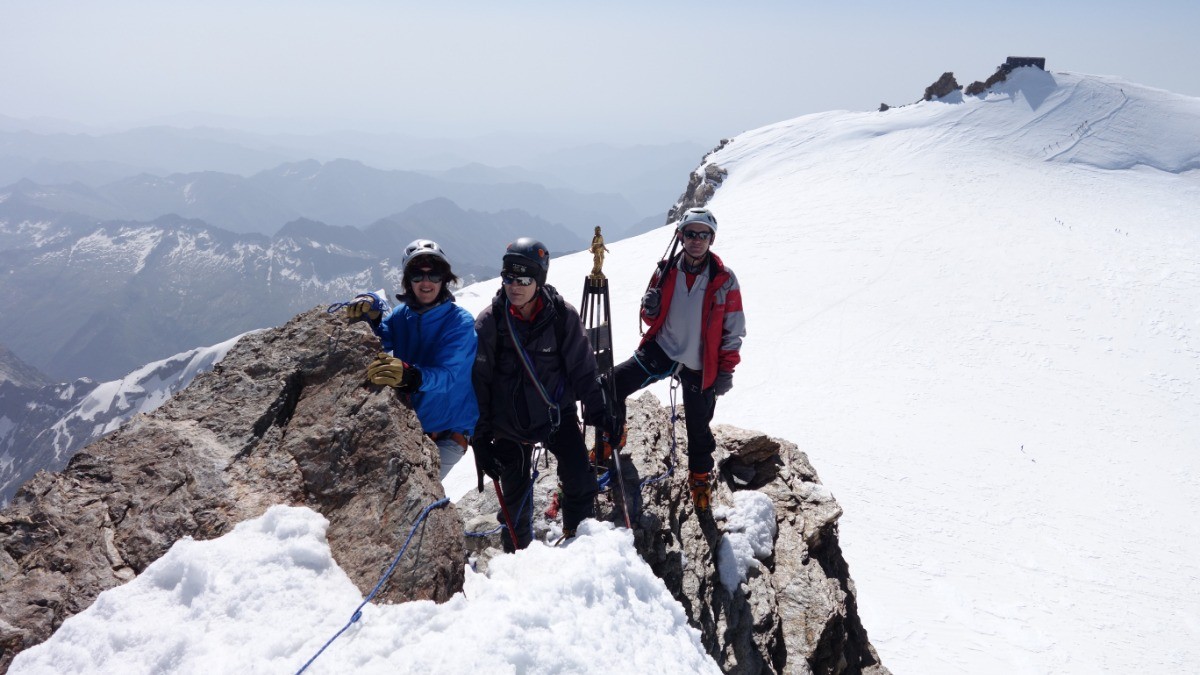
[502,237,550,285]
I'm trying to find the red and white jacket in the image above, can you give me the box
[639,252,745,389]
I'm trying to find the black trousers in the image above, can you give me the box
[610,339,717,474]
[495,410,597,549]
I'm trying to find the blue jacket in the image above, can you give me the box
[378,298,479,436]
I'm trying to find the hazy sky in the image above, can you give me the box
[4,0,1198,144]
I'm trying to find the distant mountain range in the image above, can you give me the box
[0,120,702,383]
[0,158,641,237]
[0,196,591,382]
[0,123,706,227]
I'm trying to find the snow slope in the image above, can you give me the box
[11,507,720,674]
[461,66,1200,673]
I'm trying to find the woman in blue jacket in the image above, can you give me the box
[346,240,479,479]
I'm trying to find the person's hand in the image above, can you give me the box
[641,288,661,318]
[346,294,383,322]
[367,353,418,390]
[471,436,502,481]
[713,371,733,397]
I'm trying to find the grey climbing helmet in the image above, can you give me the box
[402,239,450,269]
[676,207,718,234]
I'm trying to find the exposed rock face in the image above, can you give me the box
[923,72,962,101]
[668,141,731,223]
[459,393,889,675]
[0,308,463,671]
[966,59,1046,97]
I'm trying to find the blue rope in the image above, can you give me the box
[295,497,449,675]
[465,524,505,538]
[326,301,350,313]
[463,456,540,541]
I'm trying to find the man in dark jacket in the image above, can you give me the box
[471,238,607,550]
[608,208,745,511]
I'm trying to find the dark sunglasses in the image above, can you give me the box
[409,272,444,283]
[680,229,713,241]
[502,273,536,287]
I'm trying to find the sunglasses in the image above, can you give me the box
[409,272,444,283]
[680,229,713,241]
[502,273,536,287]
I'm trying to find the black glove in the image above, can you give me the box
[641,288,662,318]
[713,371,733,397]
[471,436,502,483]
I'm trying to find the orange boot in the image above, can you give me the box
[688,471,712,511]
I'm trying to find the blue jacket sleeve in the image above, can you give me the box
[417,306,478,395]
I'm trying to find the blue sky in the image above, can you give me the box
[4,0,1197,143]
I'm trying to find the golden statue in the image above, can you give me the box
[589,226,609,279]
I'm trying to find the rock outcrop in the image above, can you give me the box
[0,308,463,671]
[669,142,731,223]
[459,393,889,675]
[923,72,962,101]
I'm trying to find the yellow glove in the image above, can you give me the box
[367,353,409,388]
[346,295,381,322]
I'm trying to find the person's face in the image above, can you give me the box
[678,225,714,259]
[502,273,538,307]
[409,266,444,305]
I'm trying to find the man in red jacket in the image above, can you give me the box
[608,207,745,510]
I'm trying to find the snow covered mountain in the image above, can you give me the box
[469,65,1200,673]
[0,335,243,504]
[607,66,1200,673]
[3,65,1198,674]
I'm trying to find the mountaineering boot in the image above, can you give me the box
[554,525,578,546]
[590,437,611,465]
[590,422,626,464]
[688,471,712,511]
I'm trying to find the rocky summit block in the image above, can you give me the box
[0,307,463,670]
[459,392,890,675]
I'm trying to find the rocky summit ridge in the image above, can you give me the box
[0,307,886,674]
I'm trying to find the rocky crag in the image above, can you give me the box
[460,393,889,675]
[1,307,886,674]
[0,308,463,671]
[668,142,730,223]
